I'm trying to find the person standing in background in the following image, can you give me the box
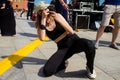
[27,0,34,20]
[55,0,69,22]
[95,0,120,50]
[20,8,25,17]
[0,0,16,36]
[71,0,79,30]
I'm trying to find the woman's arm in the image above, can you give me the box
[49,11,74,34]
[37,18,46,41]
[37,9,49,41]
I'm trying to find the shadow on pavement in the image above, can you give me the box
[19,32,37,37]
[56,70,87,78]
[27,22,35,28]
[38,66,88,79]
[1,55,47,69]
[93,40,120,46]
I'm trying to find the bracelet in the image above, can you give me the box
[39,24,46,30]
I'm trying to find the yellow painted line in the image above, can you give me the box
[0,37,48,75]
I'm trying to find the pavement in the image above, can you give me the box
[0,17,120,80]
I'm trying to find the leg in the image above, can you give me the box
[95,25,106,44]
[61,38,96,73]
[82,39,96,79]
[56,60,69,73]
[108,8,120,50]
[30,4,34,19]
[74,38,96,73]
[60,36,96,79]
[95,5,114,48]
[111,26,120,44]
[43,48,69,77]
[84,41,96,73]
[73,38,96,78]
[27,3,30,19]
[111,11,120,45]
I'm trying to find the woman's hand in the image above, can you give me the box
[41,9,49,26]
[41,9,49,19]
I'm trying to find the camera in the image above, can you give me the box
[48,5,56,11]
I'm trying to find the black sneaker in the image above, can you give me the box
[109,44,119,50]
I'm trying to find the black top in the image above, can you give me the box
[46,22,65,41]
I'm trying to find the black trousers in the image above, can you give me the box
[43,34,96,76]
[27,3,34,19]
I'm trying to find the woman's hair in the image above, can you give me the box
[35,10,42,28]
[35,10,55,28]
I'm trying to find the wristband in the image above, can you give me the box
[39,24,46,30]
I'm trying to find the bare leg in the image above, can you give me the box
[96,25,107,43]
[111,26,120,44]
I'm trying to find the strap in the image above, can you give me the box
[54,31,67,43]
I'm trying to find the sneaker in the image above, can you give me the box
[109,44,119,50]
[86,66,96,79]
[95,42,99,49]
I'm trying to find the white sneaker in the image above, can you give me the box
[86,66,96,79]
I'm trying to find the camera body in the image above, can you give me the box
[48,5,56,11]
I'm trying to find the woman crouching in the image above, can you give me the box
[35,2,96,79]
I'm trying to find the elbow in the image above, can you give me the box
[38,36,45,41]
[39,38,45,41]
[39,38,44,41]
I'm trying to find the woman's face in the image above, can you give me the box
[37,9,56,31]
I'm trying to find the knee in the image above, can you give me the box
[99,25,106,30]
[86,41,95,52]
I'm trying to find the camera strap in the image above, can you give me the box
[54,31,67,43]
